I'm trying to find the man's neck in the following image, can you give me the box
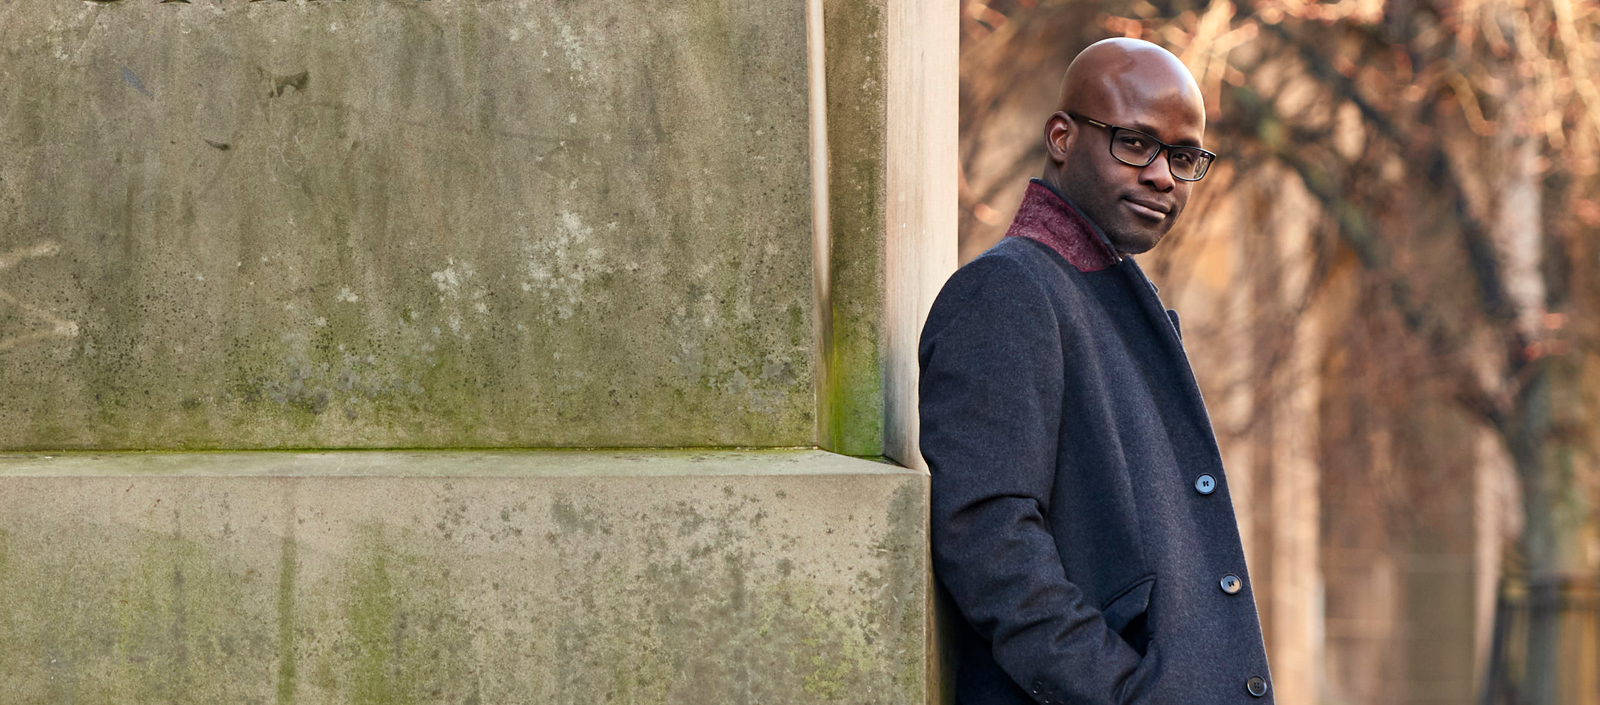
[1028,177,1124,262]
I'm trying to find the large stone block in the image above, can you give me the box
[0,0,814,449]
[0,449,930,704]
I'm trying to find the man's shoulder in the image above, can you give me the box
[923,238,1070,342]
[976,233,1063,266]
[941,237,1074,303]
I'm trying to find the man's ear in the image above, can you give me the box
[1044,111,1075,165]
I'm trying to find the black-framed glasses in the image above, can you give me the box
[1068,112,1216,182]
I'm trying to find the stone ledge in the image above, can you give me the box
[0,448,917,478]
[0,450,929,704]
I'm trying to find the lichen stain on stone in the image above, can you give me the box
[276,532,299,705]
[430,258,491,338]
[516,211,614,321]
[322,522,477,705]
[110,528,248,703]
[0,518,277,704]
[555,22,594,86]
[872,481,931,697]
[343,525,406,705]
[819,0,890,457]
[531,481,921,704]
[551,496,613,536]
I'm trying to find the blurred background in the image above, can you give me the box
[956,1,1599,703]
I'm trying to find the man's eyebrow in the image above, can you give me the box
[1130,121,1203,148]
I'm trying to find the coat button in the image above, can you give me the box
[1195,474,1216,495]
[1220,574,1243,594]
[1247,676,1268,697]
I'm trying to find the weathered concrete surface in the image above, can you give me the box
[881,0,958,471]
[0,449,929,704]
[0,0,814,449]
[815,0,957,462]
[818,0,889,457]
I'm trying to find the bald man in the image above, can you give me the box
[920,39,1273,704]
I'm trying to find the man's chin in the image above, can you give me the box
[1106,227,1164,256]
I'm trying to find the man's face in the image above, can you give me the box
[1055,93,1205,255]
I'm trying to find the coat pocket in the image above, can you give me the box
[1101,575,1155,657]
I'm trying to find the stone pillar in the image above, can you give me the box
[816,0,957,463]
[0,1,955,701]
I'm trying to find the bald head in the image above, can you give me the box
[1041,38,1208,255]
[1056,38,1204,126]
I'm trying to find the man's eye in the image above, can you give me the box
[1171,151,1196,165]
[1118,136,1147,150]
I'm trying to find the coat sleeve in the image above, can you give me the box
[919,254,1152,705]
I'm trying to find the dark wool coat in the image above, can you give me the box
[920,180,1274,705]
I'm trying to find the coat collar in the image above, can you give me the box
[1004,179,1122,273]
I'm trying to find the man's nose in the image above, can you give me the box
[1139,150,1176,191]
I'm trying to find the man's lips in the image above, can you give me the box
[1122,197,1171,221]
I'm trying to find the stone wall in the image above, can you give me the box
[0,451,928,704]
[0,0,957,702]
[0,0,817,449]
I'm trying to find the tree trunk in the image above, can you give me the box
[1507,354,1600,705]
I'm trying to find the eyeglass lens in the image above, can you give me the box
[1110,128,1212,181]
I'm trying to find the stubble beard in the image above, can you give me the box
[1059,159,1169,256]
